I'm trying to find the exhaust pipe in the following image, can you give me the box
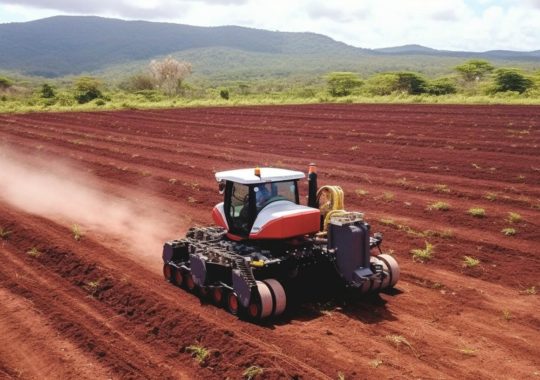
[307,163,318,208]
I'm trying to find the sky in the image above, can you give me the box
[0,0,539,51]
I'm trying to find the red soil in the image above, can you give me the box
[0,104,539,379]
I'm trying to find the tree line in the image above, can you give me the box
[325,60,538,97]
[0,57,539,109]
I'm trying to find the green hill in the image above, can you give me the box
[0,16,538,79]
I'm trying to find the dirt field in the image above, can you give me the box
[0,104,539,380]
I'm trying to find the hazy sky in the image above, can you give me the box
[0,0,539,51]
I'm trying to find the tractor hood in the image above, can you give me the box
[249,201,320,239]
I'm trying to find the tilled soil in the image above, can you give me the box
[0,104,539,379]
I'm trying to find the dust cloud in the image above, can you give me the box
[0,147,187,268]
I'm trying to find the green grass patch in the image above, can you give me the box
[484,192,497,201]
[71,223,84,241]
[463,256,480,268]
[521,286,536,295]
[507,212,522,223]
[26,247,41,257]
[458,347,477,356]
[433,184,450,193]
[502,309,513,321]
[468,207,486,218]
[0,227,11,240]
[427,201,450,211]
[410,241,434,262]
[355,188,369,197]
[186,344,210,364]
[501,227,517,236]
[243,366,264,380]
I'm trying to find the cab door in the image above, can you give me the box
[224,181,253,237]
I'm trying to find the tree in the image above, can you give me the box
[325,72,362,97]
[366,72,427,95]
[74,76,102,104]
[394,72,427,94]
[455,59,494,82]
[40,83,55,98]
[493,68,533,94]
[149,56,192,96]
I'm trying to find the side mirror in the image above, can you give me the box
[218,180,225,194]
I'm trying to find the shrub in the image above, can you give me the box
[493,68,534,94]
[74,76,103,104]
[120,73,155,92]
[135,90,162,102]
[427,78,457,95]
[0,76,13,89]
[219,88,230,100]
[40,83,55,98]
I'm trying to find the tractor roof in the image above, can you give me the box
[215,168,305,184]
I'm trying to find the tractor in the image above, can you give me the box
[162,165,399,320]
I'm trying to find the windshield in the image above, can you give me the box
[253,180,297,210]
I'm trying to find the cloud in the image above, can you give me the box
[0,0,539,51]
[0,0,247,19]
[306,3,369,23]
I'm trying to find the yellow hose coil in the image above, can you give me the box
[316,185,346,232]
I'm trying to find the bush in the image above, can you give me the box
[74,76,103,104]
[0,76,13,89]
[40,83,55,98]
[427,78,457,95]
[219,88,230,100]
[492,68,534,94]
[135,90,163,102]
[119,73,155,92]
[56,92,75,106]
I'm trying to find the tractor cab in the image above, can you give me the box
[212,168,321,240]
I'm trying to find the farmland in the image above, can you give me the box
[0,104,539,379]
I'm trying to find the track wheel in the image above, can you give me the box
[185,272,196,291]
[378,254,400,289]
[163,263,173,282]
[174,269,184,287]
[251,281,274,319]
[263,279,287,317]
[211,287,224,305]
[247,299,262,319]
[226,292,240,315]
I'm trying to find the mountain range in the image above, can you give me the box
[0,16,538,79]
